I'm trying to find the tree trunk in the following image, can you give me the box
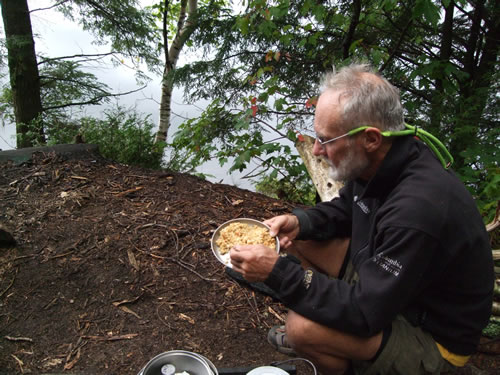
[342,0,361,60]
[451,0,499,170]
[429,1,454,138]
[155,0,198,144]
[1,0,44,148]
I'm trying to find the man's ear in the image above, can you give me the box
[363,127,383,152]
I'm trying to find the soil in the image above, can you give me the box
[0,148,498,375]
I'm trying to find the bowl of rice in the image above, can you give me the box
[211,218,280,267]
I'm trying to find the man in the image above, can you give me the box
[229,64,494,374]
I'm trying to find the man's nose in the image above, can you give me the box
[312,138,324,156]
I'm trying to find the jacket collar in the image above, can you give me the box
[356,135,416,199]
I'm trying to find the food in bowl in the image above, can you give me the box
[216,222,277,255]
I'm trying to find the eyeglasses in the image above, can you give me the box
[315,126,368,148]
[315,124,454,169]
[315,131,351,147]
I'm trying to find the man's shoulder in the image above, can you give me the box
[379,160,480,236]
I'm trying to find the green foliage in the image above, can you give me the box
[0,57,116,140]
[57,0,161,72]
[35,105,164,169]
[0,85,13,127]
[254,171,316,205]
[2,0,162,148]
[40,59,111,101]
[79,106,166,169]
[38,58,113,116]
[38,105,165,170]
[459,127,500,223]
[167,96,315,200]
[482,319,500,339]
[169,0,498,208]
[0,36,6,75]
[15,115,45,148]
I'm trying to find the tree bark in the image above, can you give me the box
[428,1,454,138]
[451,0,499,169]
[155,0,198,144]
[1,0,44,148]
[342,0,361,60]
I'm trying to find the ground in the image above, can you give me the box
[0,148,498,375]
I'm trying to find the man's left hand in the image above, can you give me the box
[230,244,279,282]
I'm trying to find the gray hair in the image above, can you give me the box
[320,64,405,132]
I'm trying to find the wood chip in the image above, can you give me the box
[127,249,140,271]
[179,313,195,324]
[118,305,141,319]
[112,186,143,197]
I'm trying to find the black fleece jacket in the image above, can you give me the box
[264,135,494,355]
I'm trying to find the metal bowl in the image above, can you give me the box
[211,218,280,268]
[138,350,218,375]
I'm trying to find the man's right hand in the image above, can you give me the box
[264,214,300,250]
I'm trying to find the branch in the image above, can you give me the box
[30,0,70,13]
[38,52,118,65]
[380,18,413,72]
[241,154,288,180]
[254,118,288,139]
[83,0,130,35]
[42,85,147,111]
[39,76,110,93]
[343,0,362,59]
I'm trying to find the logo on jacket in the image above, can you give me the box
[302,269,313,289]
[357,200,370,214]
[373,254,402,277]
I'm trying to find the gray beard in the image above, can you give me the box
[327,147,370,182]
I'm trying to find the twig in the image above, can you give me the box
[9,169,43,186]
[241,289,261,324]
[4,336,33,342]
[47,250,74,260]
[112,186,143,197]
[44,297,59,310]
[11,354,24,373]
[0,271,17,298]
[156,303,172,329]
[81,333,138,341]
[137,246,216,282]
[167,258,216,282]
[268,306,286,323]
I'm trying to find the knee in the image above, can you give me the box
[285,311,316,350]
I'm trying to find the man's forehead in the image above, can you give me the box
[314,90,344,134]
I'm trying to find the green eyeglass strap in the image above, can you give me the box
[347,124,454,169]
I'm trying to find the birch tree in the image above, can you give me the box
[154,0,199,143]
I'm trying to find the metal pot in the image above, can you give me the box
[138,350,218,375]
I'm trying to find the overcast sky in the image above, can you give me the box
[1,0,175,148]
[1,0,256,189]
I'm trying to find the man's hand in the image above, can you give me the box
[264,214,300,250]
[230,244,279,282]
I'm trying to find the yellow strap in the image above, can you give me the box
[435,342,471,367]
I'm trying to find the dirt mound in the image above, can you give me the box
[0,149,498,374]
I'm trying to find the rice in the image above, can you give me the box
[216,222,276,255]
